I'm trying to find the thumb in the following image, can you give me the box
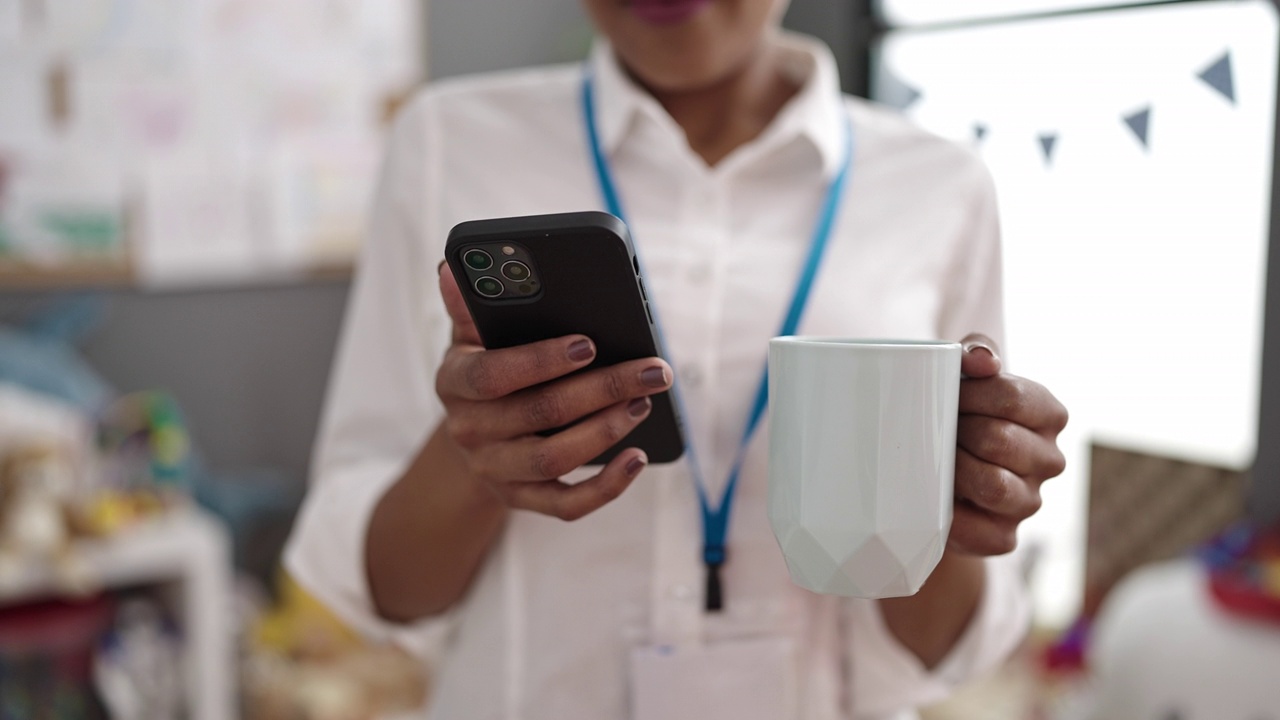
[960,333,1002,379]
[439,261,483,346]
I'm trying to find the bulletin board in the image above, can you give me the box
[0,0,421,287]
[874,0,1279,626]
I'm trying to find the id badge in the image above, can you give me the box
[630,637,796,720]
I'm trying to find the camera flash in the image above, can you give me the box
[502,246,516,256]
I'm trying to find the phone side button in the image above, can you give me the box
[645,302,654,325]
[638,277,648,301]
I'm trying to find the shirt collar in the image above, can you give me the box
[587,32,848,178]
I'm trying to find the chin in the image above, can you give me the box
[587,0,781,94]
[618,33,764,94]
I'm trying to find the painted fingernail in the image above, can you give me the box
[641,366,670,389]
[963,340,996,359]
[568,339,595,362]
[626,455,648,478]
[628,397,651,418]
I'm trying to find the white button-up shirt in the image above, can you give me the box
[286,32,1029,720]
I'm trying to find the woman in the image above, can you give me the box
[286,0,1069,718]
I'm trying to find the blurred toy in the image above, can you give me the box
[1199,521,1280,625]
[1041,616,1090,675]
[96,391,192,494]
[0,444,95,596]
[93,597,184,720]
[243,571,428,720]
[84,392,195,537]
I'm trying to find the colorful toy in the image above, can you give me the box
[83,391,195,537]
[1200,522,1280,625]
[96,391,192,493]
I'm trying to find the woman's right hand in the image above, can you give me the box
[434,264,673,521]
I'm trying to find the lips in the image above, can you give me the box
[628,0,713,26]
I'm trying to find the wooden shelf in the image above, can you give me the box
[0,260,355,292]
[0,262,136,290]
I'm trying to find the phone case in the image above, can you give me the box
[445,211,685,465]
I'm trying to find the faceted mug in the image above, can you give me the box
[767,338,961,598]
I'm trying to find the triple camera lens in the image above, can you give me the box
[501,261,530,282]
[464,249,493,271]
[474,277,504,298]
[461,247,536,300]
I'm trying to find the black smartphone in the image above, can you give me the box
[444,211,685,465]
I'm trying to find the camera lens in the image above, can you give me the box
[474,276,503,298]
[502,261,531,282]
[464,249,493,271]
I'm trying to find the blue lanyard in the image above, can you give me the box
[581,71,854,612]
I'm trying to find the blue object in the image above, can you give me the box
[0,294,113,412]
[583,70,856,612]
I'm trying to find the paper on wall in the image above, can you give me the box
[0,0,21,46]
[269,133,379,267]
[1,143,126,265]
[137,153,266,287]
[39,0,195,61]
[6,0,420,284]
[353,0,422,97]
[68,57,198,161]
[0,52,49,149]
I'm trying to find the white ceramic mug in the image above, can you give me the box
[767,337,961,598]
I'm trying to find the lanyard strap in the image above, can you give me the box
[581,70,854,612]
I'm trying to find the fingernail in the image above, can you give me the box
[628,397,651,418]
[626,455,648,478]
[641,366,670,389]
[437,260,447,275]
[963,340,997,359]
[568,339,595,362]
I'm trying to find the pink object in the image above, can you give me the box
[0,595,115,680]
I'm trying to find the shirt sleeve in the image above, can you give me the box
[847,155,1029,717]
[283,92,457,662]
[936,155,1006,352]
[846,552,1031,718]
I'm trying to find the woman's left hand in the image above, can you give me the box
[950,333,1068,556]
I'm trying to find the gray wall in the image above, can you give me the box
[427,0,591,79]
[0,283,348,487]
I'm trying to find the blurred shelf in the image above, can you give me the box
[0,259,356,292]
[0,261,136,290]
[0,508,237,720]
[305,259,358,283]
